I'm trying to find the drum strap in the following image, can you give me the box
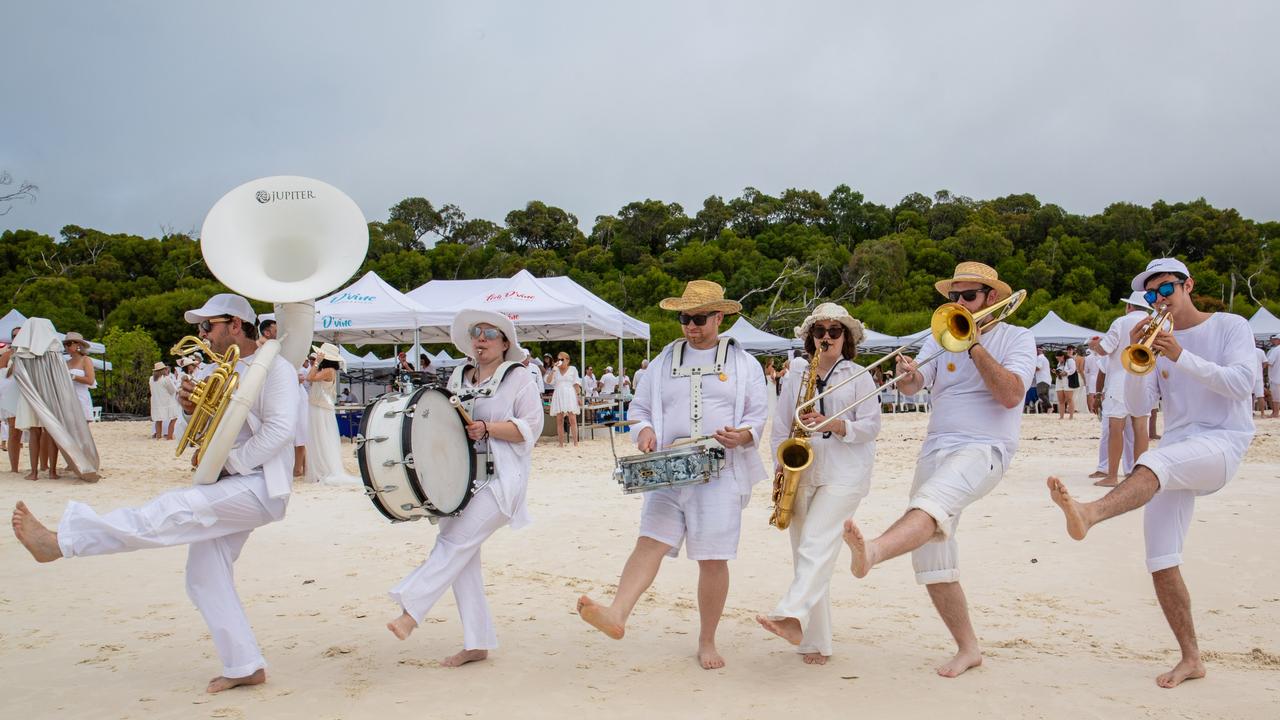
[670,337,734,437]
[446,361,523,483]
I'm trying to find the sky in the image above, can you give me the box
[2,1,1278,241]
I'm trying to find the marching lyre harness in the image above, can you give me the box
[670,336,735,439]
[448,360,523,486]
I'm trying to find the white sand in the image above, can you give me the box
[2,413,1278,719]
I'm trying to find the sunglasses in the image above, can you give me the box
[947,288,988,303]
[810,325,844,340]
[198,317,232,333]
[678,313,716,326]
[469,326,506,341]
[1143,280,1185,306]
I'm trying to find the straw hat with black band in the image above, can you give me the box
[934,261,1012,300]
[658,280,742,315]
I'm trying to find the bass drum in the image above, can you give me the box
[358,386,478,522]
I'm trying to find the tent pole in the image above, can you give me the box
[617,337,623,376]
[580,324,586,374]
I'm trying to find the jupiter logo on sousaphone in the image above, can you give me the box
[255,189,318,204]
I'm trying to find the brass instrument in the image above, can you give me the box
[770,364,818,530]
[794,289,1027,428]
[172,337,240,461]
[1122,308,1173,375]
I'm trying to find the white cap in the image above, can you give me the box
[1123,290,1152,310]
[606,366,613,372]
[1131,258,1190,292]
[184,293,257,324]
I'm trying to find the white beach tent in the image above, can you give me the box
[859,328,902,353]
[311,271,434,345]
[1247,307,1280,344]
[721,316,794,355]
[0,308,107,354]
[408,269,650,372]
[1026,311,1102,348]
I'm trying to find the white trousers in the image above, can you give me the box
[1096,415,1135,474]
[388,486,509,650]
[56,475,280,678]
[768,483,865,656]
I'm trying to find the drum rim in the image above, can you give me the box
[357,395,406,523]
[404,385,478,517]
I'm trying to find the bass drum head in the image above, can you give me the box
[407,387,475,515]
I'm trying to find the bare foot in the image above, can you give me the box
[843,519,875,578]
[1093,476,1119,487]
[1047,476,1091,540]
[936,648,982,678]
[576,595,625,639]
[12,502,62,562]
[441,649,488,667]
[755,615,802,645]
[24,471,37,481]
[207,668,266,693]
[801,652,828,665]
[386,611,417,640]
[1087,471,1107,479]
[1156,657,1206,688]
[697,640,725,670]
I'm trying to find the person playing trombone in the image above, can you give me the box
[756,304,881,665]
[842,261,1035,678]
[1048,258,1256,688]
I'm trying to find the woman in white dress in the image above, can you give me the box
[1054,349,1077,420]
[294,357,310,478]
[149,362,178,439]
[0,336,18,464]
[547,351,581,447]
[386,308,544,667]
[304,343,351,484]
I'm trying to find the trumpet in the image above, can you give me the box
[1122,308,1173,375]
[793,289,1026,430]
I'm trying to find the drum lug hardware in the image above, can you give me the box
[353,434,388,448]
[384,404,416,418]
[382,454,415,468]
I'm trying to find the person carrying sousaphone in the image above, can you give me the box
[842,261,1036,678]
[11,293,298,693]
[755,303,882,665]
[386,309,544,668]
[576,280,768,670]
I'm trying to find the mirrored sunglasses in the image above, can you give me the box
[1143,280,1184,306]
[469,326,505,341]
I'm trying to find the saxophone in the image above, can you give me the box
[770,364,817,530]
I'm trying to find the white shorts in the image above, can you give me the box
[1272,383,1280,402]
[1137,436,1238,573]
[1254,380,1265,399]
[638,474,748,561]
[907,444,1003,585]
[1101,393,1133,419]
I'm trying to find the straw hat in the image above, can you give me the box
[451,309,524,363]
[794,302,865,345]
[658,280,742,314]
[152,361,167,372]
[311,342,346,367]
[63,331,91,351]
[933,261,1012,299]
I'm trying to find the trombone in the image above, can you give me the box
[794,289,1026,431]
[1121,307,1173,375]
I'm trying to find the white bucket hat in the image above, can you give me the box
[1122,290,1152,310]
[451,309,523,363]
[794,302,865,346]
[311,342,346,367]
[1131,257,1190,292]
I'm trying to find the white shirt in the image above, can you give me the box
[1267,345,1280,382]
[770,358,881,489]
[1100,311,1148,395]
[525,363,543,389]
[1254,347,1266,391]
[633,367,647,393]
[915,323,1036,469]
[1083,352,1103,394]
[599,371,618,395]
[583,373,598,396]
[659,346,737,448]
[1056,356,1078,383]
[1033,354,1051,385]
[460,365,544,528]
[1125,312,1255,464]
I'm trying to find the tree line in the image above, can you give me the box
[2,184,1276,412]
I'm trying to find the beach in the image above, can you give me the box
[2,412,1278,720]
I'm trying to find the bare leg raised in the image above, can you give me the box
[207,668,266,694]
[844,510,936,578]
[1152,567,1206,688]
[696,559,729,669]
[577,536,669,640]
[386,610,418,640]
[927,581,982,678]
[755,615,802,645]
[11,501,62,562]
[1048,469,1160,540]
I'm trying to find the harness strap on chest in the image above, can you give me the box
[669,337,734,437]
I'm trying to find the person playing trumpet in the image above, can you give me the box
[756,304,881,665]
[842,261,1036,678]
[1048,258,1256,688]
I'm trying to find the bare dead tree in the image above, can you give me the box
[0,171,38,216]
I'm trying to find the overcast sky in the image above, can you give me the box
[3,1,1277,241]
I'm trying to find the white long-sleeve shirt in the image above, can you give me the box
[1125,312,1255,463]
[770,358,880,490]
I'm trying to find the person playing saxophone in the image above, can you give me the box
[756,303,881,665]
